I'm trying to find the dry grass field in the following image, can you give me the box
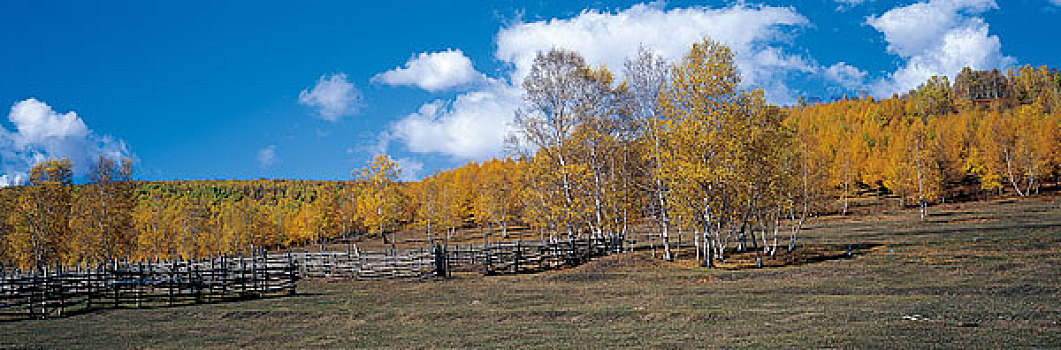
[3,196,1059,348]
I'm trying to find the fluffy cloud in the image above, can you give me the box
[0,98,132,186]
[257,144,278,168]
[1052,0,1061,6]
[495,3,810,102]
[387,83,520,160]
[824,62,868,88]
[373,49,486,92]
[868,0,1011,95]
[385,3,814,161]
[298,73,363,121]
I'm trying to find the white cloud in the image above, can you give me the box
[387,83,520,161]
[825,62,868,88]
[867,0,1010,95]
[834,0,867,11]
[373,49,486,92]
[298,73,362,121]
[393,157,424,182]
[0,174,26,187]
[257,144,278,168]
[867,0,995,58]
[495,3,810,103]
[8,99,89,144]
[0,98,133,184]
[1052,0,1061,6]
[385,3,814,161]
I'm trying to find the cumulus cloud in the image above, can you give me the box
[0,98,133,186]
[298,73,363,121]
[257,145,278,168]
[373,49,487,92]
[867,0,1011,95]
[385,3,814,161]
[824,62,868,88]
[387,83,521,161]
[1052,0,1061,6]
[495,3,810,103]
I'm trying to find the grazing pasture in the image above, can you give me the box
[2,196,1058,348]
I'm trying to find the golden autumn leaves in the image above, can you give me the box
[3,158,136,269]
[2,38,1059,270]
[790,74,1061,221]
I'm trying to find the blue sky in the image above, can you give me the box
[1,0,1059,185]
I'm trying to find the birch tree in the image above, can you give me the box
[511,49,597,239]
[625,47,674,259]
[70,156,136,263]
[354,155,403,250]
[657,38,745,267]
[7,159,73,269]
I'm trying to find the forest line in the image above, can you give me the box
[1,38,1059,270]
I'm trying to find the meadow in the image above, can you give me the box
[3,195,1058,348]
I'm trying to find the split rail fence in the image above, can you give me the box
[0,253,298,321]
[289,235,628,279]
[0,236,625,321]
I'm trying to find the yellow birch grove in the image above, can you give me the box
[69,156,137,264]
[654,39,805,267]
[1,43,1059,269]
[5,159,73,269]
[354,155,403,249]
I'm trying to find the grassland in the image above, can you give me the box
[3,196,1059,348]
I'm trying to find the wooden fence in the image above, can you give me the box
[0,236,625,321]
[289,235,627,279]
[441,236,626,276]
[0,254,298,321]
[288,248,435,280]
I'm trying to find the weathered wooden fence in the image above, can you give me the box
[0,254,298,321]
[289,235,627,279]
[289,248,435,280]
[0,236,625,321]
[442,236,626,276]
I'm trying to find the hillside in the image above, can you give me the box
[4,195,1058,348]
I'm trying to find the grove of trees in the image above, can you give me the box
[1,39,1059,270]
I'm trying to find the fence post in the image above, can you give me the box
[240,255,247,298]
[250,252,258,297]
[32,272,40,319]
[169,258,176,307]
[514,241,522,274]
[57,264,66,317]
[567,238,575,267]
[482,242,492,276]
[193,259,201,304]
[86,264,94,311]
[136,261,143,308]
[40,266,48,319]
[113,260,121,309]
[433,244,444,277]
[287,253,297,296]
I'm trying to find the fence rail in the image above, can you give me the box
[288,235,627,279]
[0,254,298,321]
[288,249,435,280]
[0,235,626,321]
